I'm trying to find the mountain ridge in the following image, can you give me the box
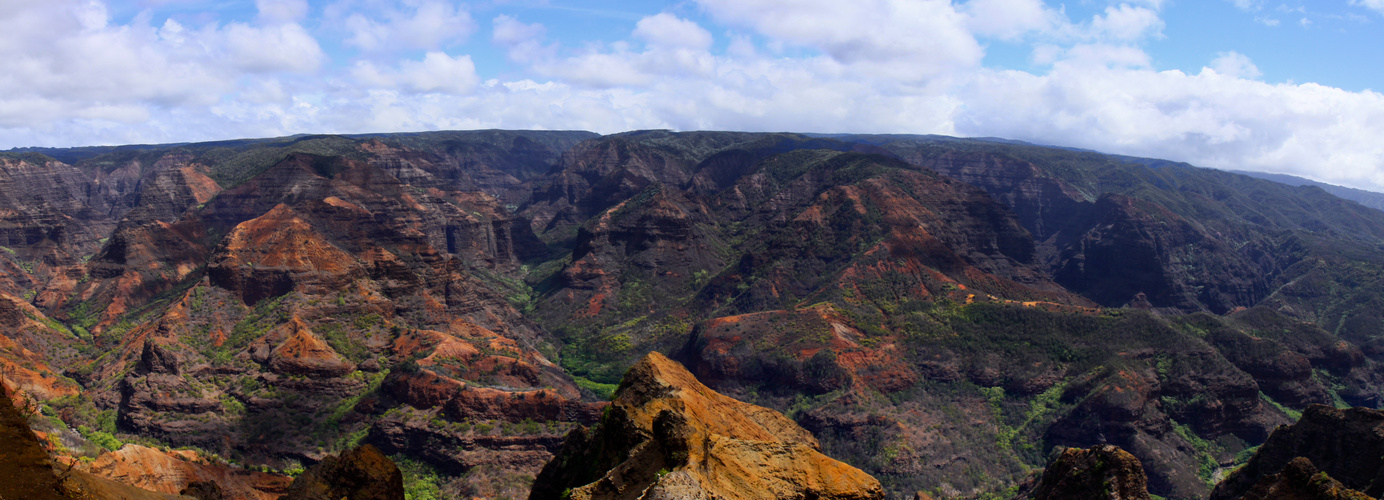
[3,129,1384,498]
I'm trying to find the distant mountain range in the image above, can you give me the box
[1229,170,1384,211]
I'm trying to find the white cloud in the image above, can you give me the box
[225,23,325,73]
[956,66,1384,189]
[693,0,983,81]
[492,15,553,63]
[256,0,309,24]
[1229,0,1262,11]
[343,0,475,53]
[1352,0,1384,15]
[963,0,1057,40]
[353,52,480,94]
[1208,51,1262,79]
[633,13,714,50]
[1090,4,1165,41]
[0,0,324,130]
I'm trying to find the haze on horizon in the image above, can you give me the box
[2,0,1383,191]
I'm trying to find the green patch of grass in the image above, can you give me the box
[1259,392,1302,421]
[392,455,444,500]
[1171,419,1220,485]
[572,376,618,400]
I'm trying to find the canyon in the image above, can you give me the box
[4,130,1384,498]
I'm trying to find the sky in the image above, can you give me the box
[2,1,1383,191]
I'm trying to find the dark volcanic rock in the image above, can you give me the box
[1212,405,1384,500]
[1029,445,1151,500]
[1236,457,1376,500]
[179,481,226,500]
[1046,343,1284,499]
[366,414,571,476]
[284,444,405,500]
[0,386,69,500]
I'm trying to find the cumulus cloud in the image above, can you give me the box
[492,15,553,63]
[1208,51,1262,79]
[226,23,325,73]
[956,66,1384,188]
[962,0,1058,40]
[693,0,983,81]
[633,13,714,49]
[1089,4,1164,41]
[353,52,480,94]
[342,0,476,53]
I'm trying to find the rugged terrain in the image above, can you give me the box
[4,130,1384,498]
[530,352,882,500]
[1026,444,1152,500]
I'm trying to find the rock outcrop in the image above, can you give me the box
[1212,405,1384,500]
[1236,457,1376,500]
[1027,445,1151,500]
[85,444,291,500]
[283,444,405,500]
[1,385,190,500]
[529,352,883,500]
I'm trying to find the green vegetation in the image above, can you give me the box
[392,455,444,500]
[77,425,123,451]
[1260,392,1302,421]
[1171,419,1220,485]
[572,376,618,400]
[223,294,290,353]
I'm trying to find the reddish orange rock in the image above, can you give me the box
[85,444,291,500]
[530,352,883,500]
[267,316,356,378]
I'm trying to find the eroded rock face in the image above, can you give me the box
[529,352,883,500]
[1212,405,1384,500]
[283,444,405,500]
[1,386,194,500]
[0,385,69,500]
[1028,445,1151,500]
[1236,457,1376,500]
[85,444,291,500]
[266,317,357,378]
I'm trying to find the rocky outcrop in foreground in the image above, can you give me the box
[283,444,405,500]
[1236,457,1375,500]
[0,386,187,500]
[529,352,883,500]
[1212,405,1384,500]
[84,444,290,500]
[1027,445,1151,500]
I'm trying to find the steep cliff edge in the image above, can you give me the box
[529,351,883,500]
[1,385,190,500]
[1234,457,1375,500]
[1212,405,1384,499]
[283,444,405,500]
[1026,445,1151,500]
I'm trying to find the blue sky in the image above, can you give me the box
[3,0,1384,190]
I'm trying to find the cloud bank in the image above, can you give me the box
[1,0,1383,192]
